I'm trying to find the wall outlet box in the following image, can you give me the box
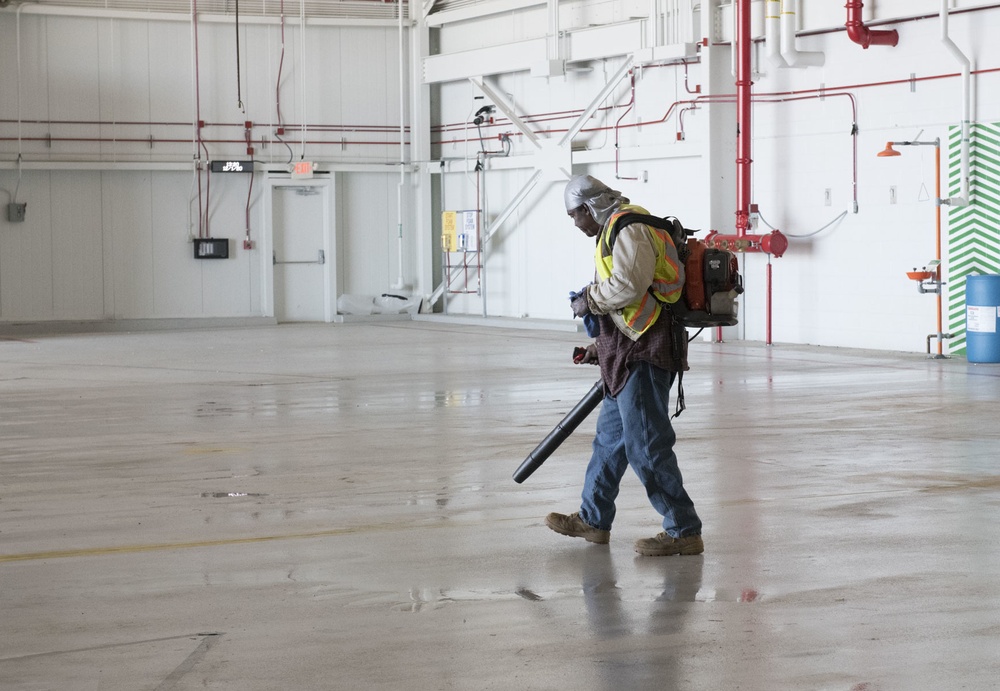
[7,203,26,223]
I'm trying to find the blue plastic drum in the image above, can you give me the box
[966,274,1000,363]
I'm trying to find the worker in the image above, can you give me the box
[545,174,704,556]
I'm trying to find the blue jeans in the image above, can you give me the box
[579,361,702,537]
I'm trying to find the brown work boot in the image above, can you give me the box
[634,532,703,556]
[545,512,610,544]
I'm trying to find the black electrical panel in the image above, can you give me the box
[193,238,230,259]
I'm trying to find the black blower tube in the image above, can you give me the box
[512,380,605,484]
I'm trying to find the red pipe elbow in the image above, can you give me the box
[845,0,899,49]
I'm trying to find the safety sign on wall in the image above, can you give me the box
[442,210,479,252]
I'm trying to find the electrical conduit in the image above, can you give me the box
[780,0,824,67]
[765,0,787,67]
[940,0,971,205]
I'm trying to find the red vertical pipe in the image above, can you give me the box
[766,260,773,346]
[735,0,753,235]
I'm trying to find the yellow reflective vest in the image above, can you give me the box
[595,204,685,340]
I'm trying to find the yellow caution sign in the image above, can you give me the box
[442,211,458,251]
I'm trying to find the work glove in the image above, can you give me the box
[569,287,591,317]
[569,288,601,337]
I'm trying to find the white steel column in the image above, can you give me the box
[412,4,435,303]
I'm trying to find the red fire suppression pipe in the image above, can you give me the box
[735,0,752,236]
[845,0,899,49]
[766,259,773,345]
[703,0,789,346]
[703,0,787,258]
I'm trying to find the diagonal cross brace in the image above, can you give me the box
[469,76,542,149]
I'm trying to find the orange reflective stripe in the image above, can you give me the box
[652,280,683,300]
[625,292,648,327]
[626,292,659,331]
[636,302,659,333]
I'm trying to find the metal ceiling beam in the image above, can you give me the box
[425,0,544,28]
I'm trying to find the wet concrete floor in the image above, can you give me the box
[2,321,999,690]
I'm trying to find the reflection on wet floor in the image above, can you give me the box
[390,548,723,616]
[200,492,267,499]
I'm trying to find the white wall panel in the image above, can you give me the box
[195,23,250,159]
[336,27,403,161]
[0,19,18,124]
[99,19,153,159]
[47,17,102,159]
[306,25,343,128]
[0,173,54,319]
[338,172,395,296]
[51,171,105,318]
[105,171,155,318]
[0,9,403,325]
[491,171,576,320]
[150,171,204,316]
[149,21,194,123]
[199,173,258,316]
[8,17,51,160]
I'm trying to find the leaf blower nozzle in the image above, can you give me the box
[512,380,605,484]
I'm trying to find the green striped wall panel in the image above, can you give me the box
[947,123,1000,355]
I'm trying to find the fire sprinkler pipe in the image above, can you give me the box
[845,0,899,49]
[706,0,789,347]
[735,0,752,236]
[706,0,788,258]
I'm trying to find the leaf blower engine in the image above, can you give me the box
[678,237,744,328]
[610,213,744,328]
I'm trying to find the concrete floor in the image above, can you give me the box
[2,320,1000,690]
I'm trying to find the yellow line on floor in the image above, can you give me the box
[0,525,384,563]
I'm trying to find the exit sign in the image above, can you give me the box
[292,161,315,179]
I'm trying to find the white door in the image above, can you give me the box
[271,185,327,322]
